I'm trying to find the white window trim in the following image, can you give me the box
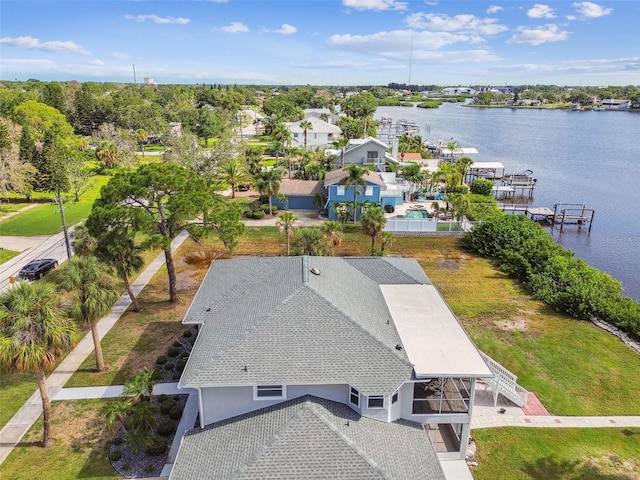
[336,185,345,196]
[349,386,360,407]
[254,385,286,401]
[367,395,385,409]
[365,186,373,196]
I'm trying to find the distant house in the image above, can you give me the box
[600,99,631,110]
[323,167,386,220]
[170,256,494,479]
[285,116,342,150]
[441,87,476,95]
[340,136,396,172]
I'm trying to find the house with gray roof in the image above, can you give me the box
[171,256,492,479]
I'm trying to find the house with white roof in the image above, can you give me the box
[285,116,342,150]
[170,256,497,479]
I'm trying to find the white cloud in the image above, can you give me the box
[572,2,612,18]
[486,5,503,14]
[221,22,249,33]
[0,36,90,55]
[406,13,508,35]
[506,24,570,45]
[109,52,130,60]
[88,59,105,66]
[272,24,297,35]
[342,0,408,11]
[527,4,556,19]
[123,14,190,25]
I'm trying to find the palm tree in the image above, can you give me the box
[123,367,156,403]
[360,205,387,255]
[0,281,79,447]
[277,211,298,256]
[271,122,292,171]
[95,140,119,169]
[380,231,395,254]
[299,119,313,150]
[135,129,148,157]
[71,224,96,257]
[322,220,344,247]
[219,159,251,199]
[292,227,331,256]
[59,257,119,372]
[332,137,350,168]
[344,164,368,223]
[453,156,474,185]
[254,168,284,216]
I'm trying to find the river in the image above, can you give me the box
[374,103,640,301]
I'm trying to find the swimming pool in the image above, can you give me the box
[392,209,431,219]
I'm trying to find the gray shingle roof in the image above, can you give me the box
[179,257,425,394]
[169,395,446,480]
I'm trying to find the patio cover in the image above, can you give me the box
[380,284,492,378]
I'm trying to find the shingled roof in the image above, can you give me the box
[169,395,446,480]
[179,257,426,395]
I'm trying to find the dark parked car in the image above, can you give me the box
[18,258,59,281]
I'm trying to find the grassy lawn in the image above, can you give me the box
[0,248,20,264]
[0,176,110,236]
[2,227,639,478]
[472,427,640,480]
[1,399,119,480]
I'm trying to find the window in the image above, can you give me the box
[349,387,359,406]
[367,151,379,160]
[368,395,384,408]
[392,390,399,404]
[255,385,285,400]
[337,185,345,196]
[365,186,373,196]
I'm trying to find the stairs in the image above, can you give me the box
[479,351,529,407]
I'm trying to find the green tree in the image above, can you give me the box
[271,122,292,173]
[86,204,145,312]
[90,163,237,303]
[277,211,298,256]
[292,227,331,256]
[254,169,284,216]
[344,164,368,223]
[70,224,96,258]
[299,119,313,150]
[453,156,473,185]
[332,137,350,168]
[380,231,395,254]
[0,281,79,447]
[219,159,252,199]
[59,256,119,372]
[322,220,344,247]
[0,117,37,207]
[341,92,378,135]
[360,204,387,254]
[135,129,148,157]
[95,140,119,169]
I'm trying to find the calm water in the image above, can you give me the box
[375,104,640,301]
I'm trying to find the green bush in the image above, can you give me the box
[169,406,184,420]
[145,436,168,456]
[470,178,494,196]
[157,420,177,437]
[110,450,122,461]
[260,203,277,214]
[167,346,181,357]
[173,340,182,348]
[111,436,124,446]
[160,399,177,414]
[182,329,193,338]
[164,363,175,371]
[157,394,168,403]
[176,358,187,372]
[155,355,167,365]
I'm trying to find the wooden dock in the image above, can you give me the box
[498,203,595,232]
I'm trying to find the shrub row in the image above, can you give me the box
[462,214,640,338]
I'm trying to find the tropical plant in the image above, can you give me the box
[277,211,298,256]
[123,367,157,403]
[70,224,96,257]
[343,164,368,223]
[59,256,119,372]
[254,168,284,216]
[292,227,331,256]
[0,281,79,447]
[360,205,387,255]
[380,231,395,254]
[453,156,473,185]
[331,202,351,224]
[322,220,344,247]
[218,159,252,199]
[135,129,148,157]
[332,137,350,168]
[299,119,312,150]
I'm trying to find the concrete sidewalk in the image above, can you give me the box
[0,230,189,465]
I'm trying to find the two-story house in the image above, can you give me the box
[285,116,342,150]
[169,256,493,479]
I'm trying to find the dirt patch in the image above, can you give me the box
[494,316,528,332]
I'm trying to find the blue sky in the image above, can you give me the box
[1,0,638,86]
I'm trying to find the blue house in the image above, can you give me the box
[323,168,386,221]
[273,178,324,211]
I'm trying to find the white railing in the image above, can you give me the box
[479,351,529,407]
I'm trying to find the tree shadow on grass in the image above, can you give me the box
[522,455,635,480]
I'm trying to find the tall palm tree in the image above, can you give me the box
[0,281,79,447]
[95,140,119,169]
[299,119,313,150]
[271,122,292,170]
[344,164,368,223]
[322,220,344,247]
[276,211,298,256]
[219,159,252,199]
[453,156,474,185]
[59,256,119,372]
[360,205,387,255]
[332,137,350,168]
[135,129,148,157]
[254,168,284,216]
